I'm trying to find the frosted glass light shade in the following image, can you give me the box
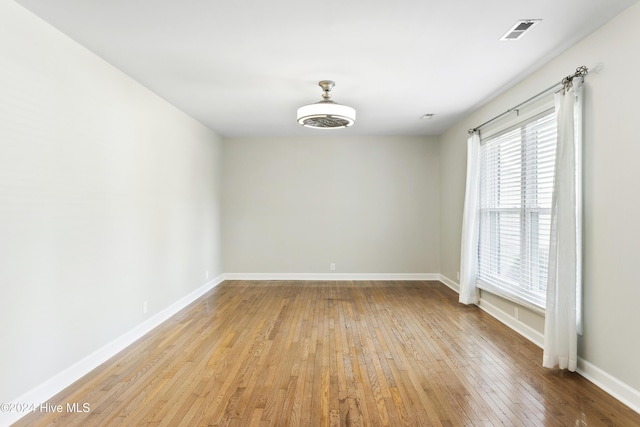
[297,100,356,129]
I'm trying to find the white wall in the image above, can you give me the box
[222,136,440,275]
[440,1,640,398]
[0,1,223,404]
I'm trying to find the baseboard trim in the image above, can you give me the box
[477,298,545,348]
[578,358,640,415]
[437,275,545,348]
[438,274,460,293]
[223,273,440,281]
[2,275,225,427]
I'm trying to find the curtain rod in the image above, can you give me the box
[468,65,588,135]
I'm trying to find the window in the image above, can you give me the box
[477,110,556,310]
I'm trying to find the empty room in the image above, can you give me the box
[2,0,640,425]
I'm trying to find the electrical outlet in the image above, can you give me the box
[143,301,148,314]
[456,271,460,281]
[514,307,519,320]
[330,263,336,271]
[206,270,209,279]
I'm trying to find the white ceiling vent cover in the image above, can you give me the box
[500,20,541,41]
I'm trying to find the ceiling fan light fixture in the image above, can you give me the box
[297,80,356,129]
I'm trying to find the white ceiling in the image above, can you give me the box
[15,0,638,138]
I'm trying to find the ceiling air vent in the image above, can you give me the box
[500,19,541,41]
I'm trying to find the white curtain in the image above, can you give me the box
[459,131,481,305]
[543,77,584,371]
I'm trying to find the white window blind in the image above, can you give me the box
[478,110,556,310]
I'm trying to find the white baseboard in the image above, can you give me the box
[438,274,460,293]
[440,274,544,348]
[477,298,545,348]
[578,358,640,415]
[223,273,440,281]
[438,274,545,348]
[1,275,224,427]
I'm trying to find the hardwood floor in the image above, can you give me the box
[15,281,640,426]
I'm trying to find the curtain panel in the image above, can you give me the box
[542,77,584,371]
[459,132,481,305]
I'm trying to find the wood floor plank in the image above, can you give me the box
[14,280,640,426]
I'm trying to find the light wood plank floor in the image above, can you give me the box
[15,281,640,426]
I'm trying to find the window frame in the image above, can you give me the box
[476,103,556,314]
